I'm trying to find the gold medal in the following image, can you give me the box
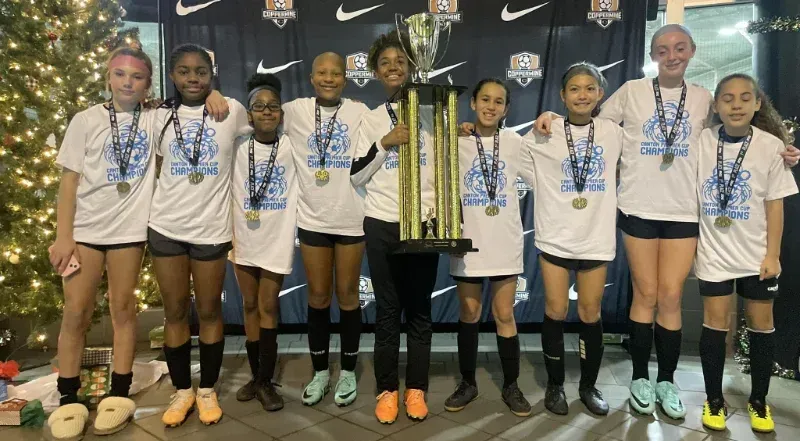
[188,171,204,184]
[245,210,260,222]
[662,152,675,165]
[315,169,330,182]
[485,205,499,217]
[714,215,733,228]
[572,197,588,210]
[116,182,131,193]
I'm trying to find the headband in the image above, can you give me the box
[247,85,281,107]
[108,55,151,75]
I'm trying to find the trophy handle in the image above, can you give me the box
[432,22,452,71]
[395,13,421,73]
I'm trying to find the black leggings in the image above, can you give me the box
[364,217,439,392]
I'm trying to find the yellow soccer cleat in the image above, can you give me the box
[748,401,775,433]
[702,399,727,431]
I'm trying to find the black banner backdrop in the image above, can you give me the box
[163,0,647,330]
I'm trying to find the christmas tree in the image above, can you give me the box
[0,0,160,340]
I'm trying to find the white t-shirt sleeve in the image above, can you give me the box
[766,140,799,201]
[598,82,628,125]
[56,112,88,173]
[517,135,536,186]
[230,99,253,138]
[350,116,388,187]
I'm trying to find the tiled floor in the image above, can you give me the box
[4,334,800,440]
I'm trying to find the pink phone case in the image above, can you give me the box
[62,256,81,278]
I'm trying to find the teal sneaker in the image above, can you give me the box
[655,381,686,419]
[302,370,330,406]
[334,370,358,407]
[629,378,656,415]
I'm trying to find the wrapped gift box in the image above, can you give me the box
[0,398,27,426]
[78,365,110,409]
[81,347,113,367]
[149,326,164,349]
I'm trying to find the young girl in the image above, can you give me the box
[695,74,796,433]
[350,32,439,424]
[229,73,296,412]
[527,64,623,417]
[444,79,532,417]
[150,43,251,427]
[48,47,156,440]
[279,52,369,407]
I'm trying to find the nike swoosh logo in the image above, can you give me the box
[501,2,550,22]
[279,284,306,297]
[505,121,535,132]
[176,0,221,16]
[257,60,303,74]
[432,285,457,298]
[429,62,466,79]
[337,389,357,400]
[568,283,613,301]
[598,59,625,72]
[336,3,384,21]
[523,229,535,236]
[630,391,650,409]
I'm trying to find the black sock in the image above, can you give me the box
[630,320,654,381]
[57,376,81,405]
[245,340,260,380]
[497,334,520,389]
[258,328,278,384]
[699,325,727,402]
[109,371,133,397]
[457,321,479,386]
[748,328,775,403]
[579,319,604,390]
[654,322,682,383]
[164,339,192,390]
[307,305,330,372]
[198,339,225,389]
[542,314,565,386]
[339,307,362,372]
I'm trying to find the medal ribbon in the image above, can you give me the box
[563,119,595,194]
[314,100,342,170]
[249,136,280,209]
[107,102,142,177]
[653,78,687,158]
[473,130,501,205]
[171,105,208,167]
[385,101,398,127]
[716,126,753,213]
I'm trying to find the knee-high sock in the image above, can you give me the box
[542,315,565,386]
[748,328,775,403]
[579,319,604,390]
[699,325,727,402]
[630,320,654,381]
[307,305,331,372]
[654,322,682,383]
[457,321,479,386]
[339,307,362,372]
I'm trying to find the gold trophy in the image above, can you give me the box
[394,12,475,254]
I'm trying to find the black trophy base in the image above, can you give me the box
[393,238,477,255]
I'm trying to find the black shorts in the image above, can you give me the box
[539,252,608,272]
[77,242,144,252]
[452,274,517,284]
[297,227,364,248]
[147,228,232,261]
[698,275,780,300]
[618,211,699,239]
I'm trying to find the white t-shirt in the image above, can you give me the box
[525,118,623,261]
[283,98,369,236]
[149,99,252,244]
[350,103,435,223]
[56,104,158,244]
[695,125,798,282]
[600,78,714,222]
[230,135,297,274]
[450,130,534,277]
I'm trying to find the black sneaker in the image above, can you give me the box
[545,383,569,415]
[236,379,257,402]
[502,382,532,417]
[444,381,479,412]
[256,382,284,411]
[579,386,609,416]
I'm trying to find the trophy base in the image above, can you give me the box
[401,83,467,105]
[393,238,477,255]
